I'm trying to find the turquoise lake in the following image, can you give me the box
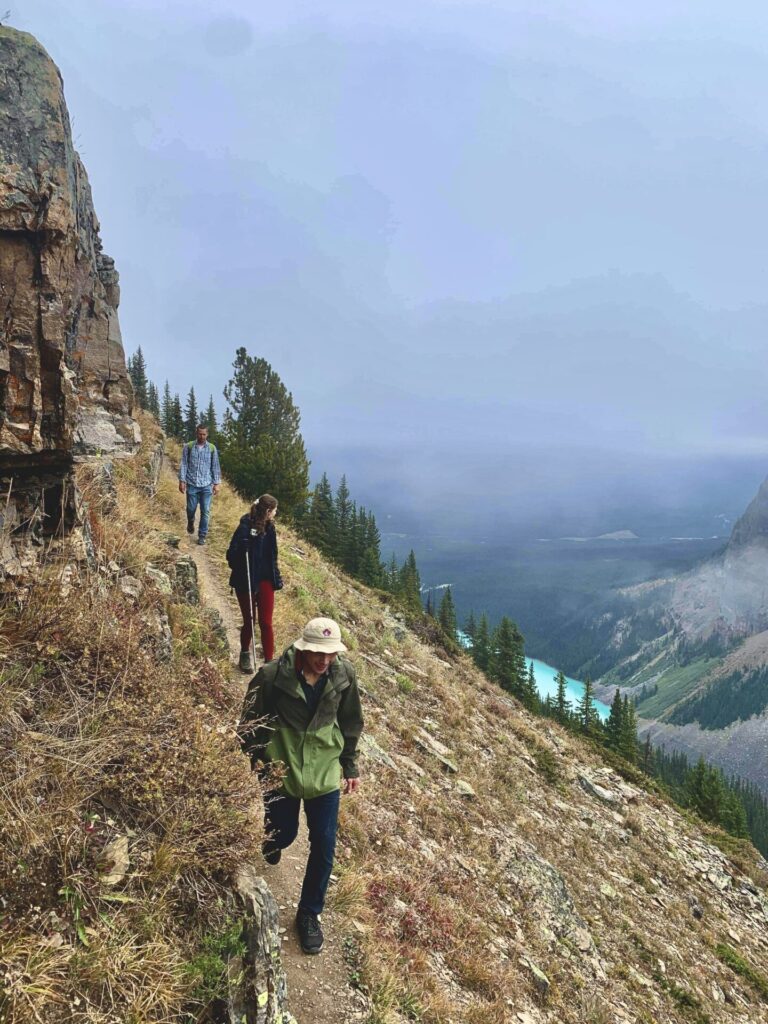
[528,658,610,721]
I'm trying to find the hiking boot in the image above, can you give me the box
[197,536,206,546]
[296,910,323,954]
[262,842,281,866]
[239,650,254,673]
[186,520,194,534]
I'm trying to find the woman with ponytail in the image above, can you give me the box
[226,494,283,672]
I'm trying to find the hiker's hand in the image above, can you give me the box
[343,777,360,795]
[213,484,221,496]
[178,481,186,494]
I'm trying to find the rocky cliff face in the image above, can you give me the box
[0,26,138,577]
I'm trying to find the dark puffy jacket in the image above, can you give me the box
[226,515,283,592]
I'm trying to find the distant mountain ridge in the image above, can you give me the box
[729,476,768,548]
[580,473,768,792]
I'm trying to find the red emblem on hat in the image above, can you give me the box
[323,627,332,636]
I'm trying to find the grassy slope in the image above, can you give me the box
[4,418,768,1023]
[1,416,262,1023]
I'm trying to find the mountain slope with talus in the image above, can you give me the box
[588,475,768,793]
[5,419,768,1023]
[152,443,768,1023]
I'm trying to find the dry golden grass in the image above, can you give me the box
[0,416,261,1023]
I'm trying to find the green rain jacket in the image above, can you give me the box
[239,646,364,799]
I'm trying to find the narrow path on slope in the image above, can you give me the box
[181,527,365,1024]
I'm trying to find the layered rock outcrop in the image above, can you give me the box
[0,26,138,575]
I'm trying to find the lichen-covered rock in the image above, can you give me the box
[145,564,172,595]
[173,555,200,605]
[203,606,230,653]
[505,840,604,975]
[144,442,164,497]
[227,864,293,1024]
[0,26,138,464]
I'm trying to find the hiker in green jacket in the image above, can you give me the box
[239,617,364,955]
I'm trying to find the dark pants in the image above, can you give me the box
[263,788,340,915]
[236,582,275,661]
[186,484,212,538]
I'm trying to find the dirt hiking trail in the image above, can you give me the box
[184,530,368,1024]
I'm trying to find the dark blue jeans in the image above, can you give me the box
[264,788,340,915]
[186,484,212,538]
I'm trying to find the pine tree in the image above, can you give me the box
[464,610,477,645]
[685,758,725,824]
[184,387,199,438]
[359,540,383,587]
[438,587,457,642]
[577,675,599,735]
[128,346,149,409]
[161,381,173,435]
[522,661,539,712]
[171,394,184,440]
[618,695,638,764]
[361,511,383,586]
[511,622,527,693]
[491,616,525,696]
[640,733,654,774]
[304,474,335,554]
[473,614,491,672]
[203,395,218,438]
[605,689,624,752]
[425,591,434,617]
[333,475,353,567]
[220,347,309,513]
[351,506,370,578]
[554,671,572,725]
[398,551,422,614]
[720,789,749,838]
[385,553,399,593]
[146,381,160,419]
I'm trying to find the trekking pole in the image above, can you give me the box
[245,549,258,669]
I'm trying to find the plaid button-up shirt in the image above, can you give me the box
[179,441,221,488]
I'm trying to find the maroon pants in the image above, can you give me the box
[237,581,275,661]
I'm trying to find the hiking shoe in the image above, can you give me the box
[239,650,254,673]
[296,910,323,954]
[197,536,206,546]
[262,842,281,866]
[186,520,194,534]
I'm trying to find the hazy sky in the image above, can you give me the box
[16,0,768,522]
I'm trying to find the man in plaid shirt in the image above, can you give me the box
[178,424,222,545]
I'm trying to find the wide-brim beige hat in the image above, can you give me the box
[293,617,347,654]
